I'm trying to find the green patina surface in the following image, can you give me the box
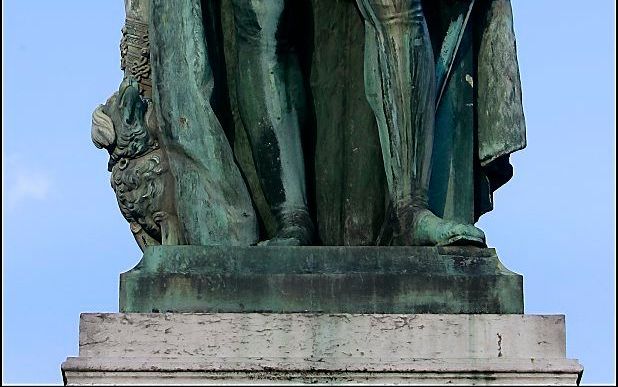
[97,0,525,248]
[120,246,523,314]
[149,0,258,246]
[216,0,526,244]
[96,1,529,315]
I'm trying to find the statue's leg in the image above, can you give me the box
[357,0,485,246]
[231,0,313,245]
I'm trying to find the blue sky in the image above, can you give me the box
[3,0,615,384]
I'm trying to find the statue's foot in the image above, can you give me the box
[394,208,486,247]
[257,227,311,246]
[257,209,314,246]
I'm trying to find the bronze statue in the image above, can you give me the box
[92,0,526,248]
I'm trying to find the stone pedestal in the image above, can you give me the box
[120,246,523,314]
[64,246,581,384]
[62,313,582,385]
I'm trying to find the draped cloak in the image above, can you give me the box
[216,0,526,245]
[424,0,527,223]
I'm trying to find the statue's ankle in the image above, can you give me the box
[394,197,431,227]
[273,206,314,244]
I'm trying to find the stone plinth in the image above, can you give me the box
[120,246,523,314]
[62,313,583,385]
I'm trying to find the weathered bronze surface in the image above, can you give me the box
[92,0,525,248]
[93,0,525,247]
[93,0,527,313]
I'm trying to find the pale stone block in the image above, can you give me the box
[62,313,583,385]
